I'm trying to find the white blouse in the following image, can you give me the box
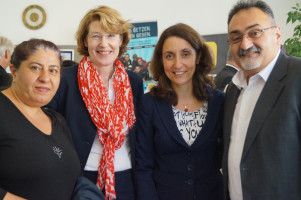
[84,75,132,172]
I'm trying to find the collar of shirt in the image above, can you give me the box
[232,50,280,90]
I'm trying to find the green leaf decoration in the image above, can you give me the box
[284,3,301,57]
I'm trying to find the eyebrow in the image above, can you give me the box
[163,51,174,55]
[29,62,42,66]
[164,48,193,53]
[182,48,193,52]
[229,23,260,34]
[29,62,60,68]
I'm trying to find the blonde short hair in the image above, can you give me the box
[76,6,133,57]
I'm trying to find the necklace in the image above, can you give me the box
[184,106,188,112]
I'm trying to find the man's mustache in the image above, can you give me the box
[238,46,261,57]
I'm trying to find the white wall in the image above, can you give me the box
[0,0,298,45]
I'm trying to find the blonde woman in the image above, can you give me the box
[47,6,143,200]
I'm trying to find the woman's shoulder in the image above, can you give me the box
[57,65,80,92]
[0,91,7,104]
[205,87,225,109]
[140,92,156,101]
[61,65,78,80]
[139,92,171,112]
[43,107,70,135]
[126,69,143,82]
[207,86,225,98]
[0,92,16,112]
[138,92,157,109]
[0,92,16,124]
[43,107,65,122]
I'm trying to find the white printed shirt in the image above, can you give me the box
[172,101,208,146]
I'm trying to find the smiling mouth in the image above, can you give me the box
[97,50,111,55]
[174,72,185,75]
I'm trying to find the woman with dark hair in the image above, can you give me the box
[47,6,143,200]
[135,23,224,200]
[0,39,103,200]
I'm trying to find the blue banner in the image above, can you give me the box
[119,21,158,84]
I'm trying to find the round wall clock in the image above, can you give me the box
[22,5,46,30]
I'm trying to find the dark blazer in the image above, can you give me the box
[0,66,12,91]
[135,88,224,200]
[222,51,301,200]
[47,65,143,171]
[214,64,238,91]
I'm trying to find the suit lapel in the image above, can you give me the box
[155,98,190,148]
[192,91,221,149]
[223,82,241,186]
[242,52,287,158]
[224,82,241,152]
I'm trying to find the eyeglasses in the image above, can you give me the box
[228,26,276,44]
[88,33,119,41]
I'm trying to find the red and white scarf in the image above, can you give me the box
[78,56,135,200]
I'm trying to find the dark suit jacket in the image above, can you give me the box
[222,51,301,200]
[214,64,238,91]
[135,88,224,200]
[0,66,12,91]
[47,65,143,171]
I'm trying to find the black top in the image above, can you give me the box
[0,92,81,200]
